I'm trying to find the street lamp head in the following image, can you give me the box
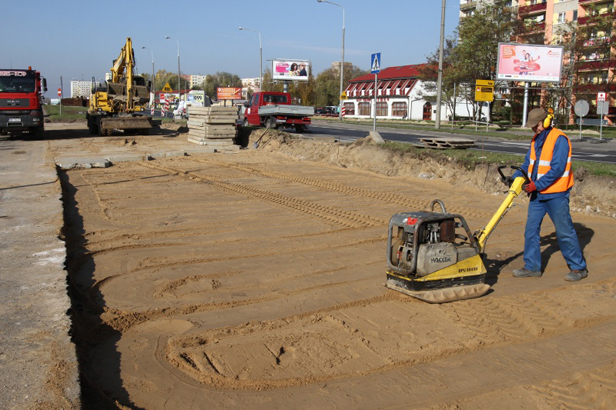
[317,0,324,2]
[164,36,171,40]
[238,27,244,30]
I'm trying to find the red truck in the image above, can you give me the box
[242,91,314,132]
[0,67,47,137]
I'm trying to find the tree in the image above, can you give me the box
[420,1,520,121]
[153,69,188,92]
[314,64,367,107]
[553,4,616,124]
[202,72,242,100]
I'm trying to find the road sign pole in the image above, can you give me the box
[370,52,380,132]
[599,103,604,141]
[373,73,377,132]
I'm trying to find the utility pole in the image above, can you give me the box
[435,0,446,129]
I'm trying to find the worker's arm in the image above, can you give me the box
[534,135,569,192]
[512,149,532,180]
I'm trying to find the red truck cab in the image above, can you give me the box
[0,67,47,137]
[242,91,313,132]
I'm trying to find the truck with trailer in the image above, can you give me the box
[242,91,314,132]
[0,67,47,137]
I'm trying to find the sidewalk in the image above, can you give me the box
[0,136,80,409]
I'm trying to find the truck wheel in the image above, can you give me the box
[266,117,276,129]
[294,125,306,133]
[32,126,45,139]
[88,120,98,135]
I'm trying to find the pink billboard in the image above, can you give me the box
[496,43,564,83]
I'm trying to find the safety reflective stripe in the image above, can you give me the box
[528,128,574,193]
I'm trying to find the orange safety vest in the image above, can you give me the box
[528,128,574,194]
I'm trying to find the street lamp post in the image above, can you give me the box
[165,36,181,106]
[318,0,345,120]
[238,27,262,91]
[141,47,155,109]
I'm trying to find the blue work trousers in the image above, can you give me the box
[523,192,587,272]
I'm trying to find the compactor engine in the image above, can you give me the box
[385,166,527,303]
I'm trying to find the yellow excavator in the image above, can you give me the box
[87,37,153,136]
[385,165,528,303]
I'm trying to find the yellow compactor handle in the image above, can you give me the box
[474,176,525,252]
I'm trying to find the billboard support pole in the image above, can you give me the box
[522,82,529,128]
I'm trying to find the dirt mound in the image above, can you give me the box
[250,130,616,218]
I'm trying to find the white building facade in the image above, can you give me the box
[342,64,488,122]
[70,80,92,98]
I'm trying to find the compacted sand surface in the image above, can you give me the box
[49,128,616,409]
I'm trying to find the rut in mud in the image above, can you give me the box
[59,134,616,409]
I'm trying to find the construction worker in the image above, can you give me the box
[511,108,588,281]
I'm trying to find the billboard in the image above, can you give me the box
[496,43,564,83]
[217,87,242,100]
[272,59,310,82]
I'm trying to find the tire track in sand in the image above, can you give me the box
[139,162,387,229]
[200,159,492,220]
[530,359,616,409]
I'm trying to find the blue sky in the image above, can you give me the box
[2,0,460,96]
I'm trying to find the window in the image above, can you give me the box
[556,13,565,24]
[392,102,407,117]
[376,102,388,116]
[358,102,371,116]
[343,102,355,116]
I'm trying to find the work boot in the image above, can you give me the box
[512,268,542,278]
[565,269,588,282]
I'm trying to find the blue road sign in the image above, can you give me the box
[371,53,381,74]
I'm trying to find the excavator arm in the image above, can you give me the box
[109,37,136,110]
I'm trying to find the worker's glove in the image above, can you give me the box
[503,176,515,187]
[522,181,537,193]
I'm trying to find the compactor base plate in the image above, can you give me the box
[385,280,490,304]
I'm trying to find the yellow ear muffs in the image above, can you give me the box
[543,108,554,128]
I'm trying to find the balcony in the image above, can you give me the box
[460,1,476,11]
[575,83,616,93]
[519,22,546,35]
[579,0,612,4]
[577,58,616,71]
[518,1,547,16]
[578,11,616,25]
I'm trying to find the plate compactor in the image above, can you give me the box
[386,166,528,304]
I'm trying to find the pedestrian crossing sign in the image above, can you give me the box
[371,53,381,74]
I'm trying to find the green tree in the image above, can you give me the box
[314,64,367,107]
[203,72,242,100]
[553,4,615,123]
[421,1,520,120]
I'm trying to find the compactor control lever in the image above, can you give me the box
[498,165,529,187]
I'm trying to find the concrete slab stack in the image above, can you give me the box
[187,106,239,149]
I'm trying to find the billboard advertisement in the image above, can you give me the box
[216,87,242,100]
[496,43,564,83]
[272,59,310,82]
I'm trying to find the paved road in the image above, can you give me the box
[309,121,616,164]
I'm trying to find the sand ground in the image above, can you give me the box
[44,125,616,409]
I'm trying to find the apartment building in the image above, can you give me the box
[70,80,93,98]
[460,0,615,121]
